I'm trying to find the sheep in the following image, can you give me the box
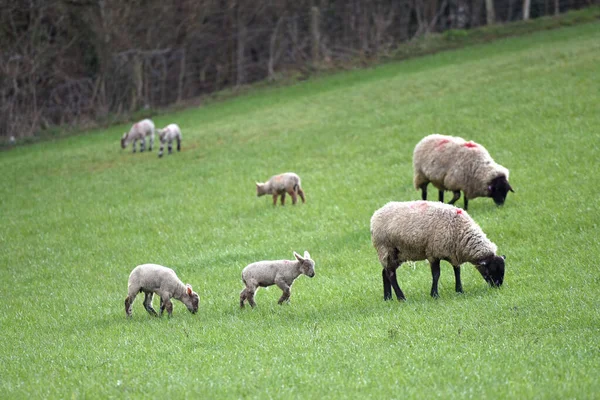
[370,200,505,301]
[121,119,155,153]
[124,263,199,317]
[240,251,315,308]
[413,134,514,210]
[157,123,182,158]
[256,172,306,206]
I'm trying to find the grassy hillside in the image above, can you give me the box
[1,22,599,399]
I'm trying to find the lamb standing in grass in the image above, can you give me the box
[240,251,315,308]
[413,134,513,210]
[157,123,182,158]
[121,119,155,153]
[370,201,505,301]
[256,172,306,206]
[124,264,199,317]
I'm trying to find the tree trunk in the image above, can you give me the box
[311,7,320,64]
[523,0,531,20]
[485,0,495,24]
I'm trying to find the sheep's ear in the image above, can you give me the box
[186,284,193,295]
[293,251,304,262]
[508,184,515,193]
[304,251,311,260]
[501,255,506,260]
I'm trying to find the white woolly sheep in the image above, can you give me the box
[370,201,505,300]
[124,263,199,317]
[121,119,155,153]
[413,134,514,210]
[157,123,182,158]
[240,251,315,308]
[256,172,306,206]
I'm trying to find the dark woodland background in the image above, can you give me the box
[1,0,596,138]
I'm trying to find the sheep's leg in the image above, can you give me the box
[280,192,286,206]
[276,281,291,304]
[176,137,181,152]
[168,139,173,155]
[143,292,158,316]
[124,294,136,317]
[438,190,444,203]
[149,134,153,151]
[430,259,441,298]
[272,194,278,206]
[448,190,461,205]
[160,297,166,315]
[288,190,297,205]
[161,297,174,317]
[463,197,469,211]
[298,188,306,203]
[158,141,165,158]
[382,269,392,300]
[453,265,463,293]
[132,139,137,153]
[140,137,146,152]
[240,288,248,308]
[247,288,257,308]
[386,268,405,301]
[379,247,405,301]
[419,183,428,201]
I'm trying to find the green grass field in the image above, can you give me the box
[1,21,599,399]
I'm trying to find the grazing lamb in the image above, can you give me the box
[240,251,315,308]
[157,123,182,158]
[121,119,155,153]
[124,263,199,317]
[370,201,505,301]
[256,172,306,206]
[413,134,514,210]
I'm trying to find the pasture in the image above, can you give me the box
[1,22,599,398]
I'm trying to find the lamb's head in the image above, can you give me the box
[488,175,514,206]
[181,284,200,314]
[475,255,505,287]
[121,133,128,149]
[157,129,167,143]
[294,251,315,278]
[256,182,267,197]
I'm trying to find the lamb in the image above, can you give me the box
[413,134,514,210]
[121,119,155,153]
[256,172,306,206]
[240,251,315,308]
[370,200,505,301]
[124,263,199,317]
[157,123,182,158]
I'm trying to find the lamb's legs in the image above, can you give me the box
[124,294,136,317]
[453,265,463,293]
[176,138,181,151]
[280,192,286,206]
[288,190,298,205]
[168,140,173,155]
[276,281,291,304]
[240,288,248,308]
[143,292,158,316]
[149,135,153,151]
[132,139,137,153]
[298,188,306,203]
[247,288,257,308]
[448,190,461,205]
[419,183,428,201]
[382,269,392,300]
[140,138,146,152]
[161,296,173,317]
[272,194,278,206]
[430,259,441,298]
[438,190,444,203]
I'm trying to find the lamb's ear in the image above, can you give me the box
[186,284,193,295]
[508,183,515,193]
[304,251,311,260]
[293,251,304,262]
[255,182,260,187]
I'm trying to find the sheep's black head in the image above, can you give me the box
[475,255,505,287]
[488,175,514,206]
[184,284,200,314]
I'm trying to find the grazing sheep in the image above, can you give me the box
[370,201,505,301]
[124,263,199,317]
[240,251,315,308]
[157,123,182,158]
[121,119,155,153]
[413,134,514,210]
[256,172,306,206]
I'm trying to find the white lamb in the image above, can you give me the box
[413,134,514,210]
[256,172,306,206]
[157,123,182,158]
[121,119,155,153]
[124,263,199,317]
[240,251,315,308]
[370,201,505,300]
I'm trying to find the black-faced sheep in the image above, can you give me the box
[240,251,315,308]
[124,264,199,317]
[256,172,306,206]
[413,134,513,210]
[370,201,505,300]
[121,119,155,153]
[157,123,182,158]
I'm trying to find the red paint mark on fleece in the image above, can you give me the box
[464,141,477,148]
[456,209,463,215]
[436,138,450,148]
